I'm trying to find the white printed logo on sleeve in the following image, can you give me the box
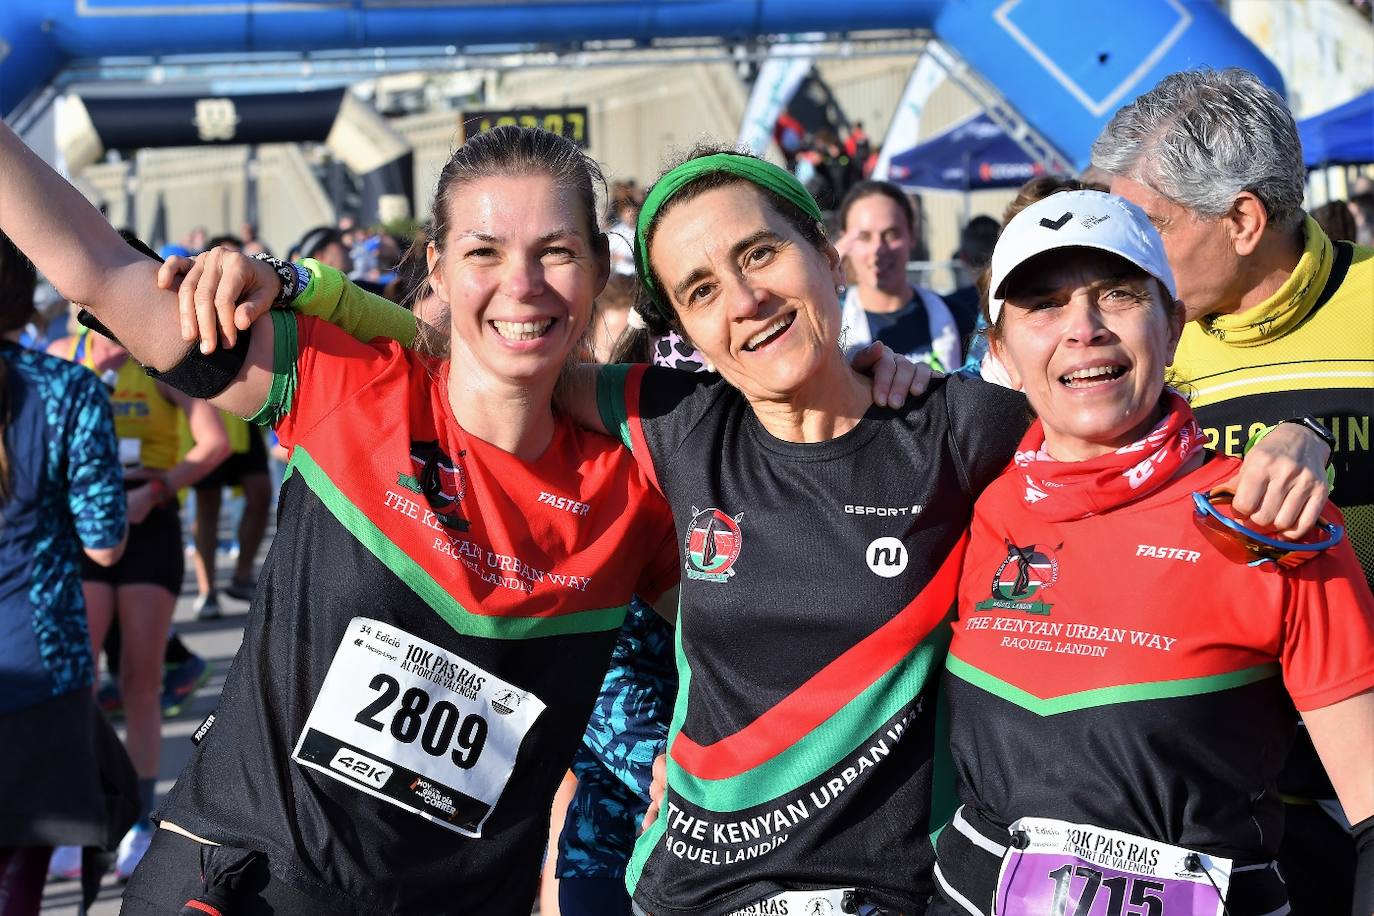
[292,617,545,837]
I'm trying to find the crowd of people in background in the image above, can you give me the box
[1312,182,1374,249]
[774,114,875,210]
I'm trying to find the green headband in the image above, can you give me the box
[634,153,824,318]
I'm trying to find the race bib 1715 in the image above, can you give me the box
[292,617,545,837]
[995,817,1232,916]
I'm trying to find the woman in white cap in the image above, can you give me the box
[931,190,1374,916]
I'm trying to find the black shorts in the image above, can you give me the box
[195,426,268,491]
[80,499,184,595]
[0,689,138,848]
[122,829,338,916]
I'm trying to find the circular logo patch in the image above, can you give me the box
[684,509,743,582]
[992,544,1059,600]
[866,536,908,578]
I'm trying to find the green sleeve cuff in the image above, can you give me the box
[1245,422,1338,488]
[246,310,299,427]
[1244,422,1272,453]
[595,364,635,451]
[292,259,418,348]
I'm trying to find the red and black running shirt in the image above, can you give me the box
[597,365,1028,916]
[160,314,678,915]
[939,451,1374,909]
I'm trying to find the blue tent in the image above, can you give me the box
[1299,90,1374,167]
[887,113,1046,192]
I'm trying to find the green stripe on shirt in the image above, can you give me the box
[945,653,1281,717]
[288,444,630,640]
[596,363,635,451]
[668,626,950,813]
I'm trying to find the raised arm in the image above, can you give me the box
[160,249,617,434]
[159,252,423,353]
[163,251,936,444]
[0,122,273,417]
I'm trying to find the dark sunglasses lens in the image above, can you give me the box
[1193,511,1273,566]
[1193,493,1324,569]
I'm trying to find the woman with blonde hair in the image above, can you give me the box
[0,121,685,915]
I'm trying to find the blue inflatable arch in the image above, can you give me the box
[0,0,1283,170]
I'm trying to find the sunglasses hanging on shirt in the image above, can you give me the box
[1192,486,1344,569]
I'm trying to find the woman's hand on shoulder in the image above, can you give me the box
[124,482,157,526]
[851,342,938,409]
[641,752,667,834]
[1227,421,1331,540]
[157,247,282,354]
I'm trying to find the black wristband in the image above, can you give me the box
[1280,416,1336,454]
[142,324,253,399]
[76,308,123,347]
[252,253,309,304]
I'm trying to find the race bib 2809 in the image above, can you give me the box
[292,617,545,837]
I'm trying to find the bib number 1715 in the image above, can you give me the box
[1047,864,1164,916]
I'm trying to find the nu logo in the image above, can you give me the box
[866,537,908,578]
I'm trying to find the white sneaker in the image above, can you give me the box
[47,844,82,880]
[194,591,222,621]
[115,825,153,881]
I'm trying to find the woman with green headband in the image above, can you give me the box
[163,145,1331,916]
[602,145,1031,916]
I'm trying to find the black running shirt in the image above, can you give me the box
[159,314,678,915]
[597,365,1028,916]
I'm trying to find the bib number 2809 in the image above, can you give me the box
[353,673,488,768]
[292,617,545,837]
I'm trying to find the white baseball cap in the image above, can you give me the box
[987,189,1176,323]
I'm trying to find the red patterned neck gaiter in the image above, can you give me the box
[1010,390,1205,522]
